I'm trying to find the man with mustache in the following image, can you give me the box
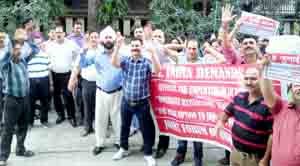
[260,58,300,166]
[215,67,273,166]
[79,27,123,155]
[221,4,260,66]
[111,34,160,166]
[218,5,261,164]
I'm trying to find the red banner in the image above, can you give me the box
[150,64,280,151]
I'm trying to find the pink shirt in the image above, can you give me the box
[271,98,300,166]
[222,45,242,65]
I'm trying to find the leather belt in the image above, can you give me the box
[126,98,149,107]
[97,86,122,94]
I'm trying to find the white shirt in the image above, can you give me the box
[46,39,80,73]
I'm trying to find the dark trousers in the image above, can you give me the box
[120,98,155,155]
[0,95,29,161]
[81,79,96,131]
[51,72,75,120]
[157,135,170,151]
[29,77,50,124]
[74,77,84,123]
[177,140,203,166]
[225,150,231,159]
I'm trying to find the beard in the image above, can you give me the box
[103,42,114,50]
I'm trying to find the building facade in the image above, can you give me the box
[61,0,300,35]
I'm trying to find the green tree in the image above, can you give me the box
[150,0,218,43]
[0,0,65,35]
[97,0,129,30]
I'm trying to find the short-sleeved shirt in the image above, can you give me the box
[224,92,273,156]
[271,98,300,166]
[120,56,152,101]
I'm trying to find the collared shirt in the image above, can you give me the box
[27,51,50,78]
[224,92,273,155]
[80,47,122,91]
[75,47,99,82]
[47,39,80,73]
[120,56,152,101]
[67,33,85,48]
[0,51,31,97]
[271,98,300,166]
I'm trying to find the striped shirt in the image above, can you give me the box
[120,56,152,101]
[27,51,50,78]
[224,92,273,156]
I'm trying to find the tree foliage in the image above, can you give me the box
[0,0,65,35]
[149,0,219,43]
[97,0,129,30]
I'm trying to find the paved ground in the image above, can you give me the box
[7,111,225,166]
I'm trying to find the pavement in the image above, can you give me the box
[7,111,226,166]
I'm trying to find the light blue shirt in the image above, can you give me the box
[80,47,122,91]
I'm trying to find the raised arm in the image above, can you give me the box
[221,4,236,49]
[163,45,181,64]
[259,58,277,110]
[147,47,161,74]
[203,43,226,64]
[111,33,124,68]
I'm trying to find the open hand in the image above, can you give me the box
[222,4,236,24]
[116,32,125,48]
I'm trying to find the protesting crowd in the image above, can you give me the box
[0,4,299,166]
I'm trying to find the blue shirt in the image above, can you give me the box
[120,56,152,101]
[0,43,39,97]
[80,48,122,91]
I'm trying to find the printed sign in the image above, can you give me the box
[263,63,300,84]
[239,11,280,37]
[151,64,280,151]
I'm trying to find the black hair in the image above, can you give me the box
[22,17,33,27]
[241,34,258,42]
[73,21,82,27]
[131,37,143,45]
